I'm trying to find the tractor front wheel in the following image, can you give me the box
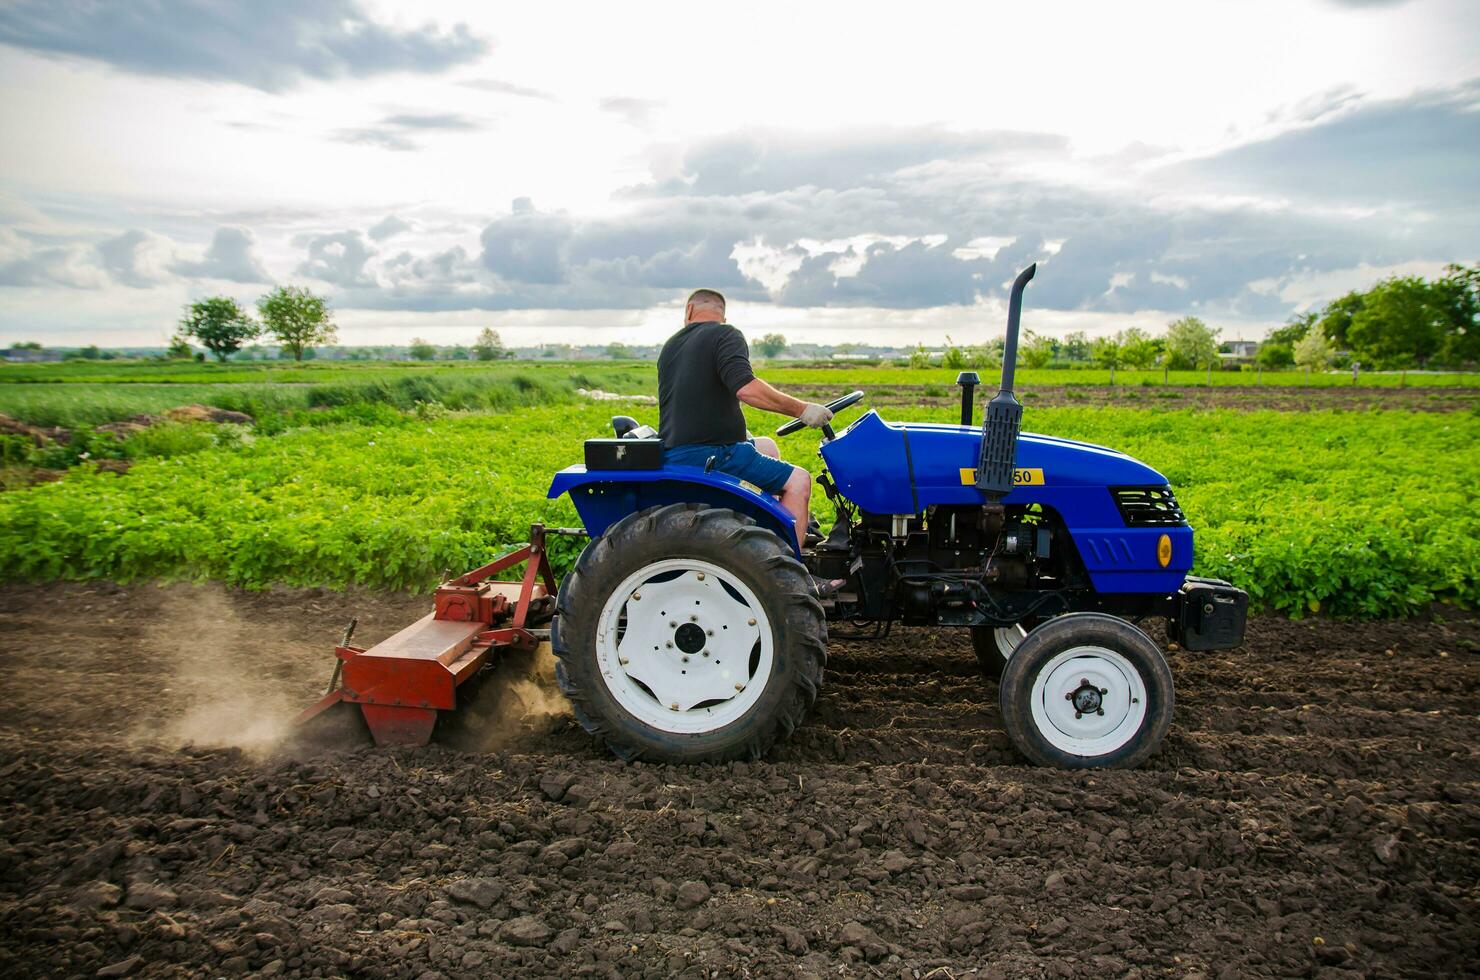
[998,613,1173,769]
[552,503,826,764]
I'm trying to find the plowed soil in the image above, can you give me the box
[1,581,1476,979]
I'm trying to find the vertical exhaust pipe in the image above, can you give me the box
[975,263,1036,498]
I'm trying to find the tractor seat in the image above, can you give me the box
[611,415,658,440]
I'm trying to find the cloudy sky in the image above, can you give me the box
[1,0,1476,348]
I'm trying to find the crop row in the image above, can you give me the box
[5,401,1476,618]
[0,366,653,428]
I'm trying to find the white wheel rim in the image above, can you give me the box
[1028,645,1148,757]
[595,558,773,735]
[994,623,1028,658]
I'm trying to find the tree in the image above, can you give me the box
[1346,275,1448,368]
[1061,331,1091,363]
[1255,342,1295,368]
[1118,327,1159,369]
[1316,292,1364,350]
[1294,329,1335,370]
[1267,312,1315,348]
[407,338,437,361]
[257,286,336,362]
[605,342,633,359]
[10,341,42,351]
[472,327,509,361]
[1019,331,1054,369]
[1433,263,1480,366]
[1164,316,1221,370]
[941,337,967,371]
[165,334,194,360]
[754,333,788,358]
[179,296,258,362]
[1091,335,1124,371]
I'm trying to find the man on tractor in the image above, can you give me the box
[657,288,834,551]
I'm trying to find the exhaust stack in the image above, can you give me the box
[975,263,1036,498]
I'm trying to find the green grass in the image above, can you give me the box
[2,399,1474,618]
[0,364,655,427]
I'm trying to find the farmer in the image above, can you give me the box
[657,287,833,552]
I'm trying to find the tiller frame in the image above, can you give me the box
[292,523,573,746]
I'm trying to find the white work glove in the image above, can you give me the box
[799,403,834,428]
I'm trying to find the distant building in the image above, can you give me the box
[1219,340,1260,366]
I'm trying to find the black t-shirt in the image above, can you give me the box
[657,321,755,448]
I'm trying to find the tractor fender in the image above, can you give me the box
[547,465,801,556]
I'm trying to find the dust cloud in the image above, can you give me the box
[129,582,570,755]
[133,585,305,754]
[447,641,573,753]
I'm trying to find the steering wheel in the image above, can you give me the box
[775,389,865,440]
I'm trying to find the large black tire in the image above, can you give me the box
[998,612,1173,769]
[552,503,827,763]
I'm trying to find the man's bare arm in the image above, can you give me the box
[736,378,833,428]
[735,378,806,416]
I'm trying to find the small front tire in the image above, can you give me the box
[998,613,1173,769]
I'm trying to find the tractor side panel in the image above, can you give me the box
[548,466,801,555]
[821,412,1190,593]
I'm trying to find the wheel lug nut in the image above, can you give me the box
[1096,708,1105,716]
[1099,688,1108,695]
[1074,712,1083,719]
[669,620,677,628]
[1064,692,1074,701]
[706,629,714,636]
[665,642,673,648]
[681,656,689,663]
[690,614,698,621]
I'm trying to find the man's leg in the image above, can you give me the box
[778,464,812,551]
[752,435,781,459]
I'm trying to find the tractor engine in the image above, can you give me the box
[817,504,1071,627]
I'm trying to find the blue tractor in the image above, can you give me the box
[547,265,1247,768]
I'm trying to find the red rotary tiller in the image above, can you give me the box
[293,524,571,746]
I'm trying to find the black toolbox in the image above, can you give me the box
[583,438,663,470]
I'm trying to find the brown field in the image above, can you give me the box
[1,582,1476,978]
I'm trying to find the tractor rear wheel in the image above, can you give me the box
[998,613,1173,769]
[552,503,827,764]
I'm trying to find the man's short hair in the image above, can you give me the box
[687,288,726,309]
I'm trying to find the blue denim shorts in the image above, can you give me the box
[664,439,795,494]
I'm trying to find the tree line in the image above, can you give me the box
[911,316,1225,372]
[177,288,336,362]
[1256,264,1476,370]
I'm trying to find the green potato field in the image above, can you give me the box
[1,388,1474,619]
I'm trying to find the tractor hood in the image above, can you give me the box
[820,410,1168,515]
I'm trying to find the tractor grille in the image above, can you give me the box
[1112,486,1187,526]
